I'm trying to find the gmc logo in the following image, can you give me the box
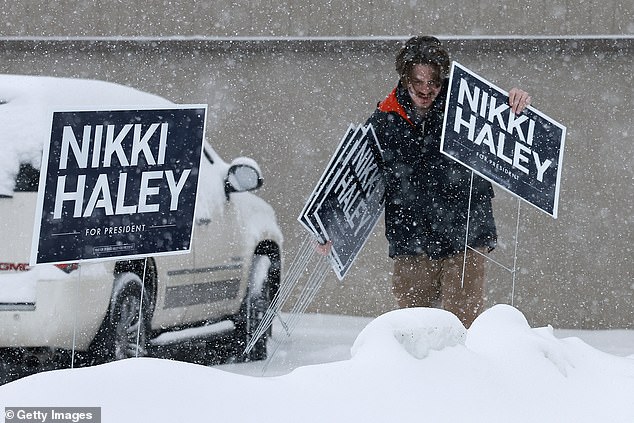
[0,263,30,271]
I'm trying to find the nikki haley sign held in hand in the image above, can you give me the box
[441,62,566,218]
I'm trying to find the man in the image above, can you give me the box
[366,36,530,327]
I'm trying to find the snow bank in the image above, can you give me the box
[351,307,466,360]
[1,305,633,423]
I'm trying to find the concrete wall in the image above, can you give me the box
[1,1,632,37]
[1,2,632,328]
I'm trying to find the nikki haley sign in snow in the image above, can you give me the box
[441,62,566,218]
[31,106,207,265]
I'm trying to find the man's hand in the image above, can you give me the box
[315,240,333,256]
[508,88,531,115]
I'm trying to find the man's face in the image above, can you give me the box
[406,64,442,114]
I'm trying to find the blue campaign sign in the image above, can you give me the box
[31,106,207,265]
[441,62,566,218]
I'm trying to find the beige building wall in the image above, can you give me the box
[1,1,632,37]
[0,2,632,328]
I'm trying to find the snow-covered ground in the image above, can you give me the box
[1,305,634,422]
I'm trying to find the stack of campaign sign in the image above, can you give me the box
[298,124,385,280]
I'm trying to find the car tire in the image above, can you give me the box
[233,254,273,362]
[103,272,151,362]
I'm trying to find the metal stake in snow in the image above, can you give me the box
[244,233,332,363]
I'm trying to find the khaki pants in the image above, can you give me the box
[392,249,486,328]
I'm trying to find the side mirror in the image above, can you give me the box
[225,158,263,198]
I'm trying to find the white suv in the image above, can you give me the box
[0,75,283,377]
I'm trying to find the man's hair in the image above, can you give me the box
[395,36,451,83]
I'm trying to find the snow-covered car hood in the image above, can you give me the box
[0,74,172,196]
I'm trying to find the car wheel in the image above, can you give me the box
[105,272,151,361]
[234,254,273,362]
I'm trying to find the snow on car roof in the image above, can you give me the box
[0,74,174,196]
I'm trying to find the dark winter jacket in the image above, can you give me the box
[366,81,497,259]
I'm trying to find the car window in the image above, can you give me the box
[14,163,40,192]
